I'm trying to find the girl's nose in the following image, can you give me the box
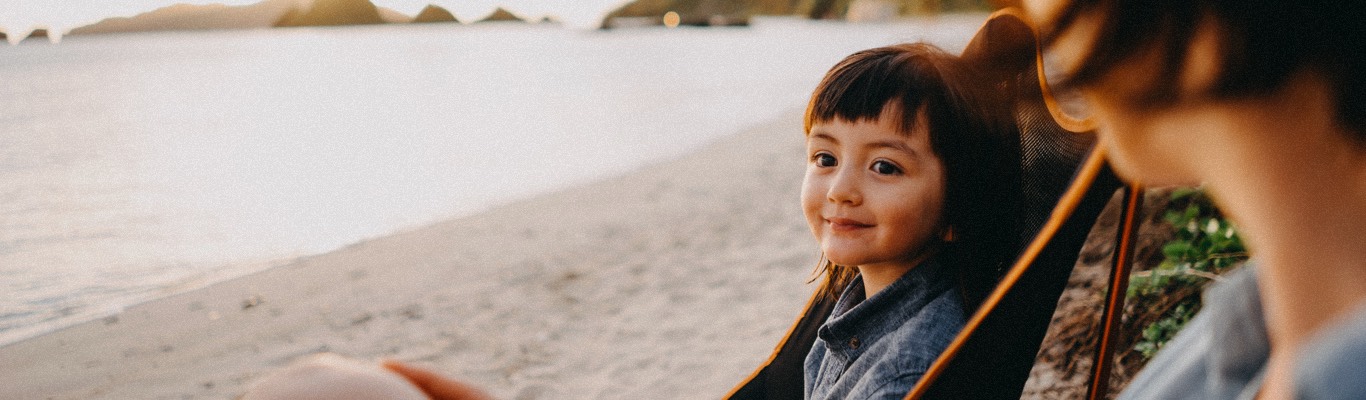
[827,167,863,205]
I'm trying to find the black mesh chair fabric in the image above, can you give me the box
[727,10,1121,400]
[910,10,1122,399]
[726,287,836,400]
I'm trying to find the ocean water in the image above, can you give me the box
[0,16,984,344]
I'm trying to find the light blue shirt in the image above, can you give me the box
[804,260,966,400]
[1121,263,1366,400]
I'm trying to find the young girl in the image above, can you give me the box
[799,43,1020,399]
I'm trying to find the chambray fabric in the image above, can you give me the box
[1295,299,1366,400]
[1120,263,1366,400]
[803,260,965,400]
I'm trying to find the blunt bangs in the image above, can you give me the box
[804,44,945,138]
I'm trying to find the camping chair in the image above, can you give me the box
[726,9,1142,399]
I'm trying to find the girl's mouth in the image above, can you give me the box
[826,217,873,232]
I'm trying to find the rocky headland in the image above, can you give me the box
[412,5,459,24]
[19,29,50,44]
[274,0,385,27]
[69,0,301,35]
[58,1,504,38]
[475,7,525,23]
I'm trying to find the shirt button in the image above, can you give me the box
[849,337,861,349]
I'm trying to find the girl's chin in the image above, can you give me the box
[822,251,868,267]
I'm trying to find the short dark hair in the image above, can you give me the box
[805,43,1022,306]
[1040,0,1365,139]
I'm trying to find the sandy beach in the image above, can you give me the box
[0,108,820,399]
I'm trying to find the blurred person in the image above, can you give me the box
[1025,0,1366,399]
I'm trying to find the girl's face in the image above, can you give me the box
[801,110,947,271]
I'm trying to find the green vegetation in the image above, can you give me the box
[1129,188,1248,359]
[1130,188,1247,296]
[1133,300,1198,358]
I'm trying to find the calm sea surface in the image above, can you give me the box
[0,16,983,344]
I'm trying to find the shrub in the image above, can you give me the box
[1128,187,1247,359]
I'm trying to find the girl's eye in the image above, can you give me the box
[813,153,837,167]
[871,160,903,175]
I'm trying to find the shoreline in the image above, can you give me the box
[0,255,300,348]
[0,108,818,399]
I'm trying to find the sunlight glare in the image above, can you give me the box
[663,11,680,28]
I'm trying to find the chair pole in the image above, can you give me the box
[904,147,1110,400]
[1087,184,1144,400]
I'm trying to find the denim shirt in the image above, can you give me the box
[1120,263,1366,400]
[804,260,966,400]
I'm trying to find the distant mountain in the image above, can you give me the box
[476,7,525,23]
[69,0,304,35]
[64,0,550,36]
[70,0,419,34]
[19,29,51,44]
[378,7,414,23]
[275,0,386,27]
[413,5,459,23]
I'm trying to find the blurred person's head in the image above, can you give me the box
[1026,0,1365,185]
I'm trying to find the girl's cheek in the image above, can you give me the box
[799,176,827,232]
[799,184,818,218]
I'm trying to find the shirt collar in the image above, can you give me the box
[817,259,956,353]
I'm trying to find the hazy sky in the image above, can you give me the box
[2,0,636,34]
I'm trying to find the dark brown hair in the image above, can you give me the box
[1039,0,1365,139]
[805,43,1022,307]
